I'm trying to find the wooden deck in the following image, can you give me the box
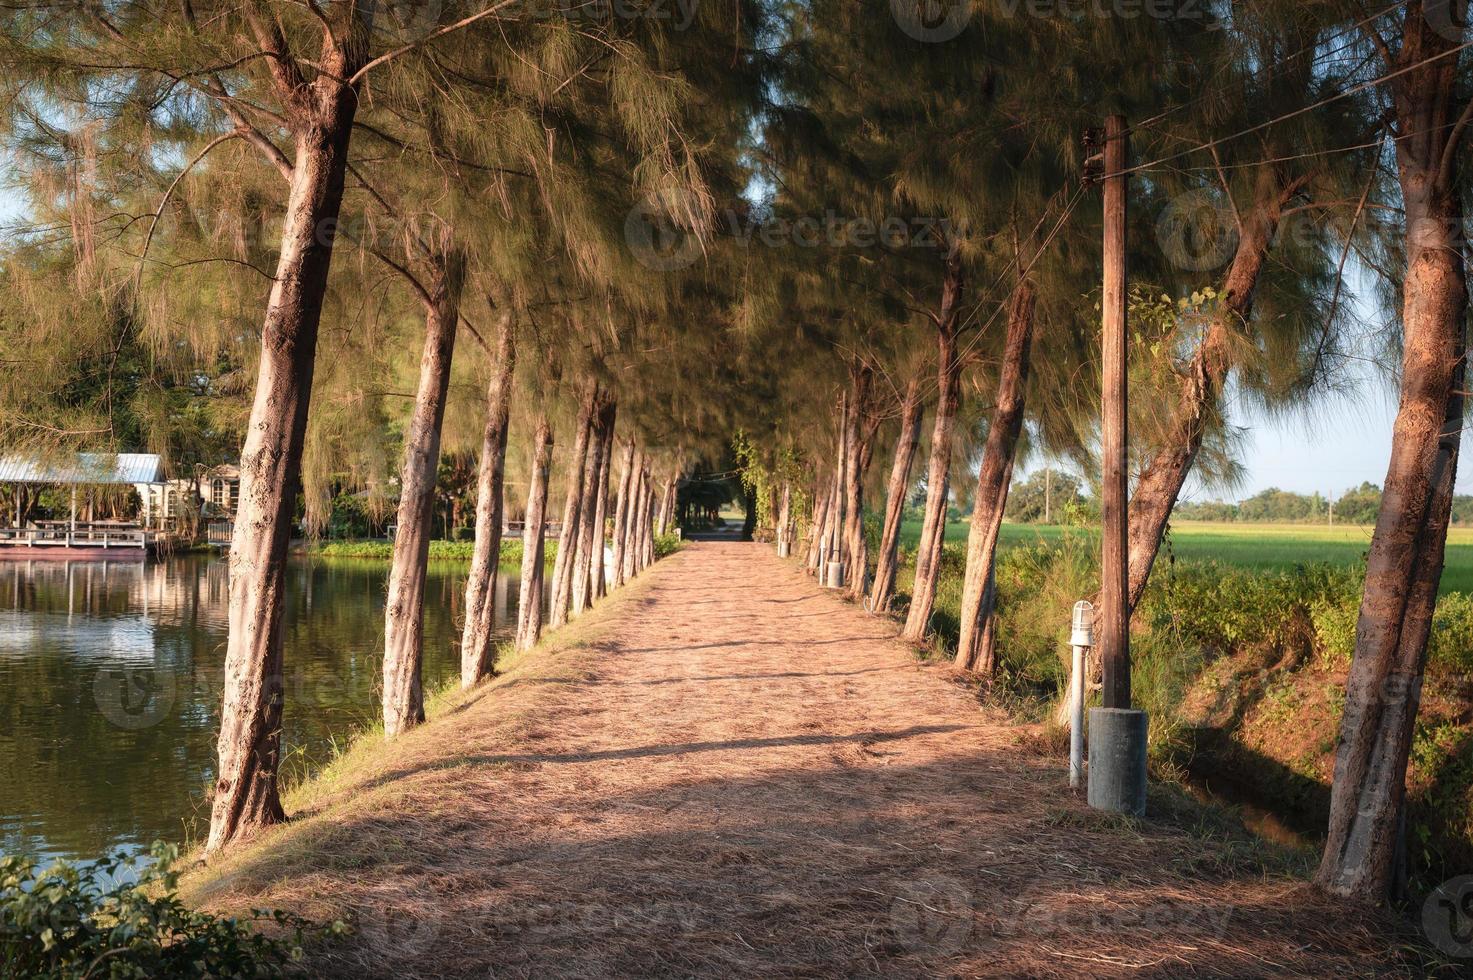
[0,525,177,560]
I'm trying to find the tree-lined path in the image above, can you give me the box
[194,543,1407,978]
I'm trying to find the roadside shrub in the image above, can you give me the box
[0,842,337,979]
[451,526,474,542]
[1429,592,1473,677]
[654,531,684,558]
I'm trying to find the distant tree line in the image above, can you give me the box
[996,476,1473,527]
[1173,483,1473,526]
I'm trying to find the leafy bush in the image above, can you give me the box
[0,842,336,979]
[654,531,684,559]
[1430,592,1473,677]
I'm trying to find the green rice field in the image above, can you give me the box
[900,519,1473,595]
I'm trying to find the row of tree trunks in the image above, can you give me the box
[208,7,376,852]
[514,418,555,651]
[776,480,793,552]
[839,366,870,599]
[548,383,597,629]
[655,471,679,536]
[870,377,924,613]
[610,439,637,589]
[901,260,963,644]
[1124,166,1298,613]
[591,424,614,600]
[955,280,1036,674]
[571,398,615,616]
[804,475,832,573]
[383,246,467,737]
[621,449,647,583]
[1317,5,1469,904]
[637,465,656,569]
[459,312,517,689]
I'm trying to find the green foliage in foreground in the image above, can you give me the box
[0,842,338,979]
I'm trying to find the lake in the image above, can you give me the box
[0,554,535,866]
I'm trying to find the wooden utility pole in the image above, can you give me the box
[1099,114,1130,710]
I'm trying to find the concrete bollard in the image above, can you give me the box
[824,560,845,589]
[1087,707,1149,815]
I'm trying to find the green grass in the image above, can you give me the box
[899,519,1473,595]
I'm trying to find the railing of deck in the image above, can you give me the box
[0,527,147,549]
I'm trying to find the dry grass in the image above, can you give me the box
[184,543,1437,979]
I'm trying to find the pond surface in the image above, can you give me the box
[0,554,535,866]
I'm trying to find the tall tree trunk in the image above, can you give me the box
[384,247,466,738]
[548,384,596,628]
[460,312,516,689]
[1318,8,1468,903]
[871,376,924,613]
[844,374,881,602]
[901,260,964,643]
[636,471,655,570]
[1125,167,1301,612]
[621,449,645,582]
[572,398,614,614]
[777,480,793,552]
[838,372,867,595]
[592,416,614,600]
[956,281,1037,673]
[610,438,636,588]
[656,471,678,535]
[514,418,554,651]
[805,475,832,573]
[208,14,372,852]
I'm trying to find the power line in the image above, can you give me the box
[1108,37,1473,181]
[1126,1,1406,139]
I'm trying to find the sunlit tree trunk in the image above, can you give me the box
[610,438,636,588]
[384,247,465,737]
[637,471,656,570]
[514,418,554,651]
[1125,167,1299,612]
[839,373,865,594]
[548,384,596,628]
[1318,7,1468,903]
[956,281,1036,673]
[621,448,645,582]
[209,10,373,852]
[591,415,614,600]
[870,376,924,614]
[804,475,832,573]
[902,259,963,644]
[460,312,516,689]
[572,398,614,614]
[655,470,678,535]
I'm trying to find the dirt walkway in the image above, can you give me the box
[198,542,1414,978]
